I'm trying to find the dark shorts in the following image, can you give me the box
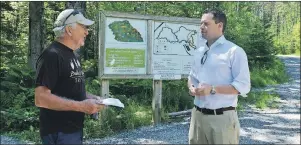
[41,129,83,144]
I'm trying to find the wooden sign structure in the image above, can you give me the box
[98,11,201,125]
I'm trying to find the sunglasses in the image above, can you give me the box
[201,49,209,65]
[63,10,80,26]
[62,10,90,31]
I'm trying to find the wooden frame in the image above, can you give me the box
[98,11,199,79]
[98,11,200,125]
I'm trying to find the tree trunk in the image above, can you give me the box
[28,1,44,70]
[276,13,280,38]
[94,2,99,60]
[65,1,86,14]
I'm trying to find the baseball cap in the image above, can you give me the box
[53,9,94,31]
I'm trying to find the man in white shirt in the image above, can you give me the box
[188,8,251,144]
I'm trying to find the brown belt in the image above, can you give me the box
[194,105,236,115]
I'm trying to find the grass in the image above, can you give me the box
[278,48,300,57]
[3,128,41,144]
[237,58,289,111]
[293,49,300,56]
[83,99,153,140]
[237,91,281,111]
[250,58,290,88]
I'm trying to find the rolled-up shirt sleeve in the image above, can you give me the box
[230,47,251,96]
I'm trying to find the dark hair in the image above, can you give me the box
[203,8,227,33]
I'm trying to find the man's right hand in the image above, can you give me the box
[80,99,105,114]
[189,86,196,96]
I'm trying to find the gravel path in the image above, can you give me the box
[85,56,300,144]
[238,56,300,144]
[1,56,300,144]
[0,136,34,144]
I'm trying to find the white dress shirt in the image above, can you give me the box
[189,35,251,109]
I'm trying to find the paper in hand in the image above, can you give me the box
[97,98,124,108]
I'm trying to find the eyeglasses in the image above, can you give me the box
[201,50,209,65]
[63,10,80,26]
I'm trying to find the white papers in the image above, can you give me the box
[240,94,248,98]
[98,98,124,108]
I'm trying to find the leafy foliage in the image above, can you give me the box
[0,64,38,132]
[250,58,290,88]
[0,1,297,143]
[238,91,280,110]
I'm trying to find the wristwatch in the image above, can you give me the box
[210,85,216,95]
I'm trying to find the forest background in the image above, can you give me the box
[0,1,300,143]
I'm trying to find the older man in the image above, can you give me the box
[188,9,251,144]
[35,9,104,144]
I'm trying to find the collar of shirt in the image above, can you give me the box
[204,35,226,50]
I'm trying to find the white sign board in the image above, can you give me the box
[104,17,147,75]
[152,21,200,75]
[99,11,201,79]
[153,74,181,80]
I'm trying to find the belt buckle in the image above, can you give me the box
[203,108,220,115]
[214,109,223,115]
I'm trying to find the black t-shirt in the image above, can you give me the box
[35,41,86,136]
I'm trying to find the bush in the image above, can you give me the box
[83,77,194,139]
[251,57,289,88]
[84,94,153,139]
[162,80,194,112]
[238,91,280,110]
[0,64,39,132]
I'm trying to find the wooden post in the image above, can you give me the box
[152,80,162,125]
[146,20,153,75]
[98,79,109,121]
[101,79,109,98]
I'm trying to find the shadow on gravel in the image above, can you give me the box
[239,110,300,143]
[240,116,299,128]
[239,136,271,144]
[85,123,190,144]
[273,57,300,100]
[84,56,300,144]
[238,56,300,144]
[278,57,300,78]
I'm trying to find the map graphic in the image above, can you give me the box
[108,20,143,42]
[154,22,199,56]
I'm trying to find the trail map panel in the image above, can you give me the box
[152,21,200,75]
[104,17,147,75]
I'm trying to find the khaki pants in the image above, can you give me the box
[189,107,240,144]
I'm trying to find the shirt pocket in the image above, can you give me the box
[211,54,232,82]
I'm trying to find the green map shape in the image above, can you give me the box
[108,20,144,42]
